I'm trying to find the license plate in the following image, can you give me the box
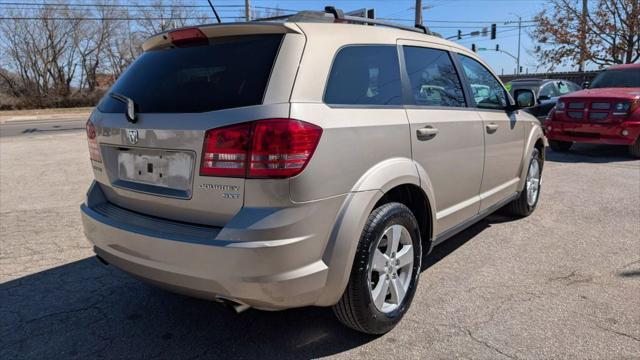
[117,149,193,190]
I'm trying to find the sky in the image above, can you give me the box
[211,0,565,75]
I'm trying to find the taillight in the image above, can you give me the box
[200,119,322,179]
[201,123,251,177]
[86,119,101,162]
[249,119,323,178]
[169,28,208,47]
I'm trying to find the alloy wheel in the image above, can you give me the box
[368,224,414,313]
[526,158,541,206]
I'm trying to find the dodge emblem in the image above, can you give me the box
[127,129,138,144]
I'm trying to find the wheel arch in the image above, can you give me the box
[372,184,434,255]
[518,123,546,191]
[314,158,436,306]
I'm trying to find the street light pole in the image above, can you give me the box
[516,15,522,74]
[415,0,423,25]
[505,14,523,74]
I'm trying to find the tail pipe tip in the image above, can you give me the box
[215,296,250,314]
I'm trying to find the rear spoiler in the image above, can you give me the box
[142,22,302,51]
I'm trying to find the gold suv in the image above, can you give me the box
[81,9,545,334]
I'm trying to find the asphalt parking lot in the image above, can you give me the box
[1,127,639,359]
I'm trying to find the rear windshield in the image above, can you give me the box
[98,34,283,113]
[590,69,640,89]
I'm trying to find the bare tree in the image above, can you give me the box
[532,0,640,70]
[235,7,285,22]
[0,0,221,109]
[0,4,83,106]
[74,1,119,92]
[135,0,208,37]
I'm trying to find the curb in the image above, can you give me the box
[0,112,91,124]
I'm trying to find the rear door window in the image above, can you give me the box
[402,46,465,107]
[98,34,283,113]
[324,45,402,106]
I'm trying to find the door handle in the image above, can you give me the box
[486,123,499,133]
[416,126,439,141]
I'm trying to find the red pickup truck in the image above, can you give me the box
[545,63,640,157]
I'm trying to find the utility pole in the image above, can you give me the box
[245,0,251,22]
[415,0,423,26]
[578,0,587,72]
[516,15,522,74]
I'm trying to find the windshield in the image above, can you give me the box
[590,69,640,89]
[98,34,283,113]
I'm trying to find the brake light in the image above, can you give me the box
[169,28,208,47]
[200,119,322,179]
[201,123,251,177]
[249,119,323,178]
[86,119,101,162]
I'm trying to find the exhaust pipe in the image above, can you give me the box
[215,296,250,314]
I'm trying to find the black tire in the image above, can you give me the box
[333,202,422,335]
[505,148,543,217]
[549,140,572,152]
[629,138,640,158]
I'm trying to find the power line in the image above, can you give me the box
[0,7,256,14]
[1,3,535,25]
[0,2,299,12]
[0,1,238,8]
[451,25,535,43]
[0,16,240,20]
[379,19,530,29]
[382,17,535,23]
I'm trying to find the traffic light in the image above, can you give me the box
[519,66,523,73]
[495,44,500,51]
[471,44,476,52]
[490,23,497,39]
[457,30,462,40]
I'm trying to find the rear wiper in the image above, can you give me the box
[110,92,137,123]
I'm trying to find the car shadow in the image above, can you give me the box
[0,258,375,359]
[1,216,506,359]
[545,143,637,163]
[421,214,508,271]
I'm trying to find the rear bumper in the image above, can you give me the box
[81,182,345,310]
[545,120,640,145]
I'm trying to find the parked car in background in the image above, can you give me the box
[81,10,545,335]
[545,63,640,157]
[506,78,582,120]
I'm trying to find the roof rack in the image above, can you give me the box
[253,6,435,36]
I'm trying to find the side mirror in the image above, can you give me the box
[582,81,590,89]
[537,94,551,102]
[513,89,536,109]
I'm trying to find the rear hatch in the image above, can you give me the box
[88,25,298,227]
